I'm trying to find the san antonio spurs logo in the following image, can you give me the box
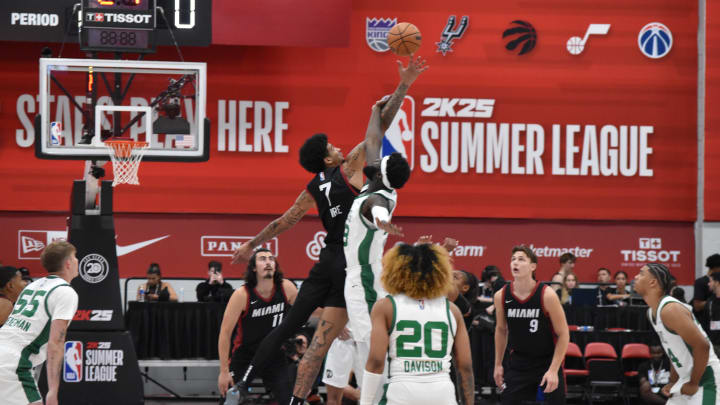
[436,15,469,56]
[79,253,109,284]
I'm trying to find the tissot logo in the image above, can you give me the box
[201,236,278,257]
[620,237,680,265]
[639,238,661,250]
[502,21,537,55]
[85,12,152,25]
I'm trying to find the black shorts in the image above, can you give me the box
[502,353,565,405]
[300,243,346,308]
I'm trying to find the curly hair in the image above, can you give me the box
[244,248,284,289]
[381,243,453,300]
[299,133,329,174]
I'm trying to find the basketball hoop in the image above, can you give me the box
[105,139,149,186]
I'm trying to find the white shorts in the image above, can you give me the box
[0,363,42,405]
[666,368,720,405]
[322,337,365,388]
[345,262,386,343]
[381,379,458,405]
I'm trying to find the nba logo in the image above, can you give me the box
[63,341,83,383]
[50,122,62,145]
[638,22,672,59]
[381,96,415,169]
[418,299,425,309]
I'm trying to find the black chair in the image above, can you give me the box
[585,359,628,405]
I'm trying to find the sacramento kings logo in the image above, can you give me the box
[79,253,109,284]
[366,17,397,52]
[638,22,672,59]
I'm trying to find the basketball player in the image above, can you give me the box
[634,263,720,404]
[218,248,298,404]
[0,266,27,326]
[0,241,79,405]
[360,243,474,405]
[230,57,428,404]
[322,327,363,405]
[494,245,569,405]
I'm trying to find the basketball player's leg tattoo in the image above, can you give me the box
[292,318,341,398]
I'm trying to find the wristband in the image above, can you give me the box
[359,370,383,405]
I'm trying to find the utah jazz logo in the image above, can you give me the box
[381,96,415,169]
[502,20,537,55]
[436,15,469,56]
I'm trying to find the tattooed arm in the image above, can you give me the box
[379,56,428,131]
[232,190,316,264]
[46,319,71,405]
[450,302,475,405]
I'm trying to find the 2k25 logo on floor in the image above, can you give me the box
[18,230,67,259]
[381,96,415,169]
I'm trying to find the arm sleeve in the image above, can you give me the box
[46,286,79,321]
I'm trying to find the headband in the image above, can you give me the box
[380,155,393,190]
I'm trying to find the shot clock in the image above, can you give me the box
[80,0,156,52]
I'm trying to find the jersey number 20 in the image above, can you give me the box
[396,320,449,358]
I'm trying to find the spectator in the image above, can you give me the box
[637,344,670,404]
[477,265,502,315]
[18,267,33,283]
[595,267,612,306]
[136,263,178,302]
[286,331,322,404]
[0,266,27,326]
[452,269,480,329]
[707,272,720,356]
[550,272,564,295]
[607,270,631,306]
[670,286,687,304]
[195,261,233,303]
[558,253,576,278]
[693,253,720,334]
[560,272,577,305]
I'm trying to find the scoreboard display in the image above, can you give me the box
[0,0,210,48]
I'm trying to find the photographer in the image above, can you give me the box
[197,261,234,303]
[284,331,322,405]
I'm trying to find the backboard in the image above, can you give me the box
[35,58,209,161]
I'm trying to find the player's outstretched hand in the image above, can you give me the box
[372,95,391,111]
[232,242,254,264]
[376,219,404,236]
[396,55,428,86]
[680,381,699,396]
[540,369,559,393]
[441,237,459,252]
[218,370,234,397]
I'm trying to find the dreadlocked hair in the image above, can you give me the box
[381,243,453,300]
[646,263,673,295]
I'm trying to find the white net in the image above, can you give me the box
[105,140,149,186]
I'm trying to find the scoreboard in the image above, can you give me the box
[0,0,210,48]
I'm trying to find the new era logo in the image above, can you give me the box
[639,238,662,250]
[18,230,67,259]
[201,236,278,257]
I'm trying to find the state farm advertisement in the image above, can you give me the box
[0,212,695,284]
[0,0,700,221]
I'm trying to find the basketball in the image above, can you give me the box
[387,22,422,56]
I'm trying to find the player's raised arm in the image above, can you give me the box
[360,194,403,236]
[661,302,711,396]
[379,56,428,131]
[232,190,315,264]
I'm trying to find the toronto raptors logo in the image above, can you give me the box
[78,253,109,284]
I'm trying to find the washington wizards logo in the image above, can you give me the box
[502,20,537,55]
[638,22,672,59]
[436,15,469,56]
[366,17,397,52]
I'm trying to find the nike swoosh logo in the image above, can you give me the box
[116,235,170,256]
[250,300,258,305]
[505,300,513,304]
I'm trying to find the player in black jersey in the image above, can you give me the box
[218,248,298,404]
[494,245,569,405]
[230,57,428,404]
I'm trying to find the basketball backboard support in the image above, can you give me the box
[35,58,209,161]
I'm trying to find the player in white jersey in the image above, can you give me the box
[634,263,720,405]
[359,243,474,405]
[0,241,79,405]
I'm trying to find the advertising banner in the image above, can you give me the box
[0,0,699,221]
[0,212,695,284]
